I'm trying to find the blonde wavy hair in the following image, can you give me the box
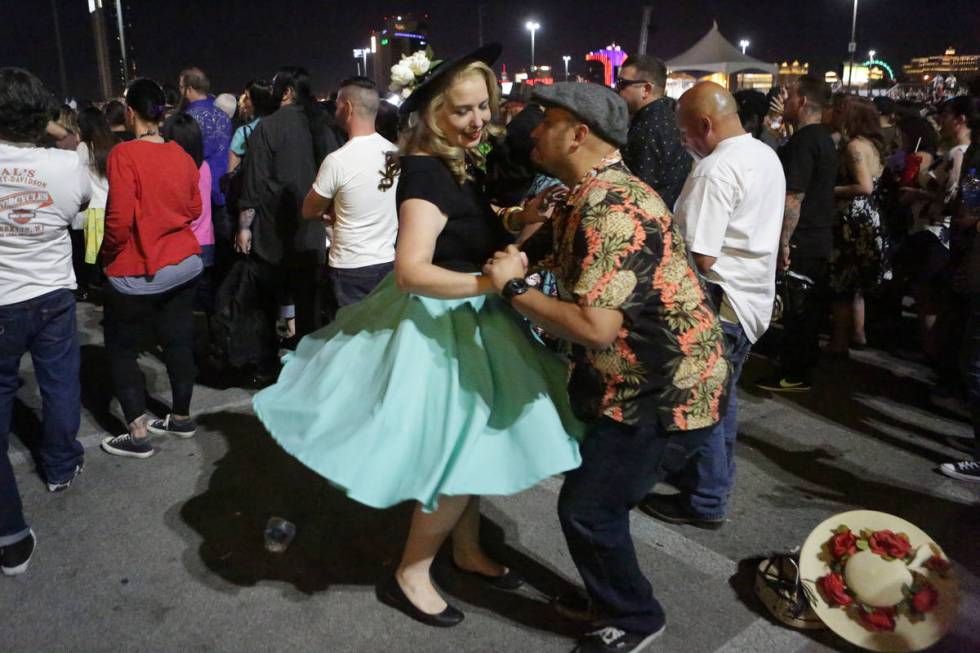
[381,61,503,189]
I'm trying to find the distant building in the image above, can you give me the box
[586,44,628,87]
[371,14,430,93]
[734,61,808,92]
[583,60,606,86]
[903,47,979,80]
[513,66,554,86]
[778,61,809,86]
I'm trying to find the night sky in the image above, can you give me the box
[5,0,978,101]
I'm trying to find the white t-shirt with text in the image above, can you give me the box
[0,142,91,305]
[312,133,398,269]
[672,133,785,343]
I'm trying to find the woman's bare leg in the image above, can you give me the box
[396,495,471,614]
[451,497,507,577]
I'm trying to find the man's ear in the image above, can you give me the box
[570,122,590,149]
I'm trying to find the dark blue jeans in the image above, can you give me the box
[0,289,82,544]
[558,417,714,634]
[961,293,980,458]
[678,320,753,518]
[328,262,394,309]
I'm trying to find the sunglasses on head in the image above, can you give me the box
[615,77,648,91]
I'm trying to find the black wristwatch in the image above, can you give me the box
[501,278,530,302]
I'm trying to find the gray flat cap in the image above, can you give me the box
[531,82,630,147]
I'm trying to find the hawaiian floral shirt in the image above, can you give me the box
[526,152,729,431]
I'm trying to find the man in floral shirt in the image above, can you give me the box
[486,83,728,653]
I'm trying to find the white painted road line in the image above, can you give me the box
[538,476,738,579]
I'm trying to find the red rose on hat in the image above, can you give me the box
[858,607,897,632]
[868,529,911,559]
[829,530,857,559]
[817,572,853,606]
[924,555,951,574]
[912,584,939,614]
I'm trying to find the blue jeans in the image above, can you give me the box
[328,262,394,308]
[677,320,753,519]
[558,417,715,634]
[0,289,82,544]
[961,293,980,457]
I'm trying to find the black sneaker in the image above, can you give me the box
[1,530,36,576]
[939,460,980,483]
[101,433,155,459]
[46,463,83,492]
[755,374,811,392]
[146,414,197,439]
[572,625,665,653]
[639,494,725,530]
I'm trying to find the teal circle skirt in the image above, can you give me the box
[253,274,584,512]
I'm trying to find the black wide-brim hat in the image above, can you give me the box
[399,43,502,117]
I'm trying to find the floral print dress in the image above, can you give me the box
[830,176,887,294]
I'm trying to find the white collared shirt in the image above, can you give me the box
[673,133,785,343]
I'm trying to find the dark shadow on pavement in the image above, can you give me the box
[174,409,582,639]
[79,344,126,435]
[738,427,980,578]
[740,352,968,467]
[433,504,584,639]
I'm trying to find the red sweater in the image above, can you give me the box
[103,140,202,276]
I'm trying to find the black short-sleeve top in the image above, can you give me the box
[396,155,512,272]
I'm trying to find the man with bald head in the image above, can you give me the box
[302,76,398,309]
[642,82,784,530]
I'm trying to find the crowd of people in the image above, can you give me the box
[1,41,978,653]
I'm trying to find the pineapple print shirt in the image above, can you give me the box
[525,152,729,431]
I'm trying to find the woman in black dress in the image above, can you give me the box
[253,45,582,627]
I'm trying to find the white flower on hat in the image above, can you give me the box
[406,51,431,76]
[390,63,415,89]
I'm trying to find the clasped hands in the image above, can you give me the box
[483,245,529,293]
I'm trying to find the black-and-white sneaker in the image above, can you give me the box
[46,463,83,493]
[572,625,665,652]
[939,460,980,483]
[101,433,155,459]
[147,414,197,439]
[1,530,36,576]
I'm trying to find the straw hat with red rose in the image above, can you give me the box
[798,510,959,652]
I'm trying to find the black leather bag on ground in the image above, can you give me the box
[210,258,276,370]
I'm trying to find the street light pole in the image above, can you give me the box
[562,55,571,81]
[525,21,540,71]
[353,48,370,77]
[739,39,750,55]
[846,0,859,92]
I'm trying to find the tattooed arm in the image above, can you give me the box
[779,192,804,271]
[235,208,255,254]
[835,139,876,198]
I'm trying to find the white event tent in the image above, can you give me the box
[665,21,778,77]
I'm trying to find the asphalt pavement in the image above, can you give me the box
[2,300,978,653]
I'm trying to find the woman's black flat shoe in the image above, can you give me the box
[377,574,464,628]
[451,561,525,591]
